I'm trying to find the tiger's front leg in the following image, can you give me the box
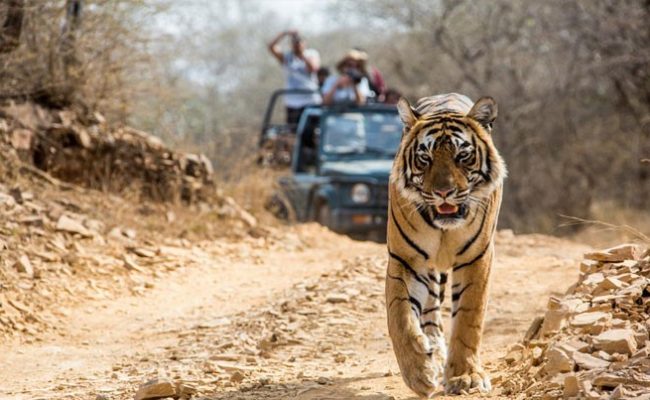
[386,255,444,398]
[421,271,447,370]
[445,247,493,394]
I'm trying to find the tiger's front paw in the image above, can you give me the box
[400,356,440,399]
[444,368,491,395]
[396,333,444,398]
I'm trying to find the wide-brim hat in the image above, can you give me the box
[336,49,368,72]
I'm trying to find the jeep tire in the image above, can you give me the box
[316,203,331,229]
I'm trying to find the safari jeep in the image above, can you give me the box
[274,103,402,240]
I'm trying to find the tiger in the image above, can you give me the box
[385,93,506,397]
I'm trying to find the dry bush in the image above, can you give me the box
[207,127,286,225]
[0,0,162,121]
[3,0,644,236]
[127,1,285,152]
[134,0,648,234]
[332,0,650,233]
[220,165,286,226]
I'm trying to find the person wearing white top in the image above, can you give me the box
[268,30,321,125]
[322,49,373,106]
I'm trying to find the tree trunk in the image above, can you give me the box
[0,0,24,53]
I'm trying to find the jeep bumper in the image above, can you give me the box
[329,207,387,233]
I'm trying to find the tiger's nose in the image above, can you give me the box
[434,188,454,198]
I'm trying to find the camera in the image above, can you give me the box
[345,68,363,84]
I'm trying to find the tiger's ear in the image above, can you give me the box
[468,96,498,130]
[397,97,420,130]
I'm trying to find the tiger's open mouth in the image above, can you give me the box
[434,203,468,219]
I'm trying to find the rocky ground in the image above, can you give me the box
[502,244,650,399]
[0,177,258,343]
[0,191,598,400]
[2,100,648,400]
[2,101,214,203]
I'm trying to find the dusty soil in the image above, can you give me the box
[0,222,591,400]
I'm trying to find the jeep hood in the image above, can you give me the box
[321,159,393,179]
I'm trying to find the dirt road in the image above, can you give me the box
[0,225,590,400]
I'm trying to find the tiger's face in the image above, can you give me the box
[393,97,506,230]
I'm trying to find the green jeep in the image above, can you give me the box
[272,102,402,240]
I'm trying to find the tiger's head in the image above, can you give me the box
[392,95,507,230]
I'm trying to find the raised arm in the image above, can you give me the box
[268,30,292,64]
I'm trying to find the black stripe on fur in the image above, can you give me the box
[410,296,422,316]
[389,251,430,288]
[456,208,487,256]
[391,207,429,260]
[452,282,473,302]
[417,206,437,229]
[452,242,490,272]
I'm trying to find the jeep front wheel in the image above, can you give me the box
[316,203,331,229]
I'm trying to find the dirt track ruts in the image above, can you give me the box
[0,225,590,400]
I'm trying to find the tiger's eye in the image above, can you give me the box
[417,154,431,165]
[455,150,473,164]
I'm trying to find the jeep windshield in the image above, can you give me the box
[322,111,402,158]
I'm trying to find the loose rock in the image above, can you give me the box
[544,347,574,375]
[133,379,175,400]
[230,371,245,383]
[570,311,611,327]
[502,244,650,399]
[584,244,643,262]
[326,293,350,304]
[572,351,610,370]
[13,255,34,278]
[563,374,580,397]
[593,329,637,355]
[56,215,93,237]
[539,296,569,336]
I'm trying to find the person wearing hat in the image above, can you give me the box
[321,50,373,106]
[353,47,386,98]
[268,30,321,126]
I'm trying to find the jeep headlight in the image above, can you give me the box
[351,183,370,204]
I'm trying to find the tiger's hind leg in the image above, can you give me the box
[386,256,443,398]
[444,248,493,394]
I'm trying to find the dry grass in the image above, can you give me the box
[560,201,650,247]
[218,158,288,227]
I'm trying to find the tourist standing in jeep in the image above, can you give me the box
[268,30,321,126]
